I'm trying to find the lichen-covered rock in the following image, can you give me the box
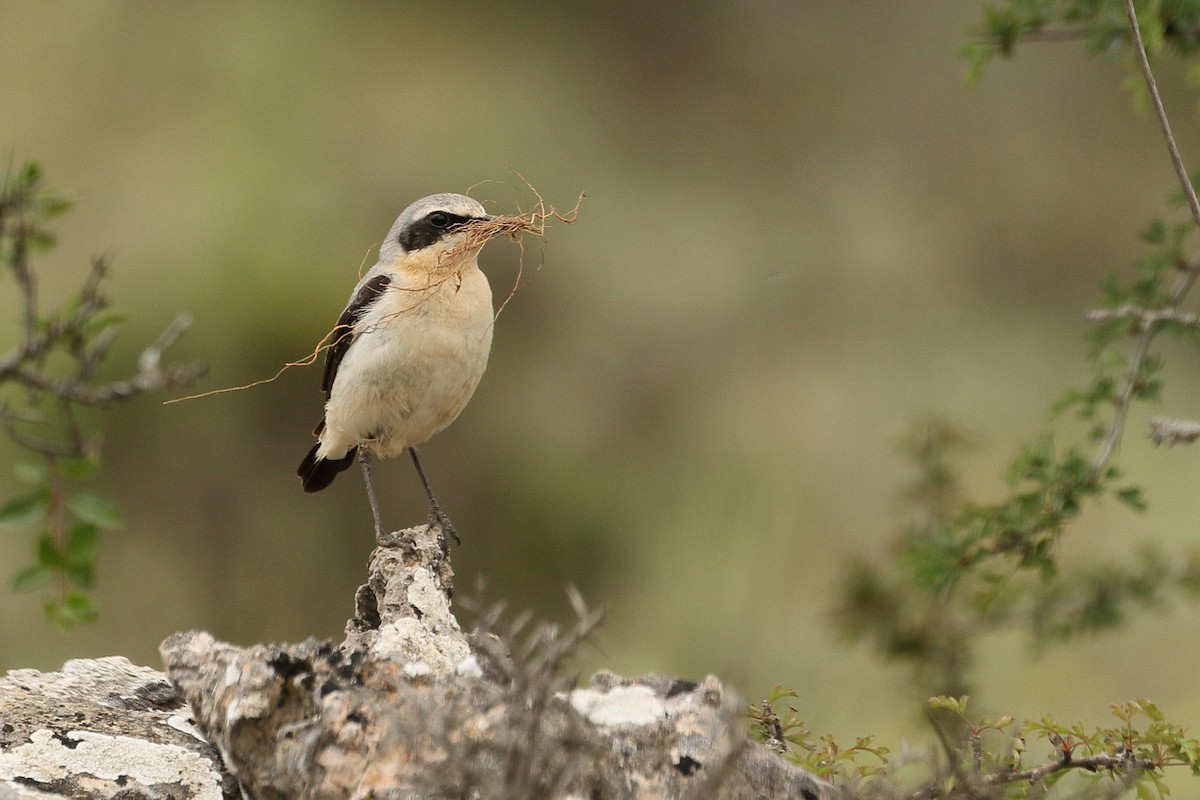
[158,525,835,800]
[0,656,239,799]
[1,525,834,800]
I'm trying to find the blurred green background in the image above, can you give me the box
[2,1,1199,749]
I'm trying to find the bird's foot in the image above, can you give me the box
[426,502,461,553]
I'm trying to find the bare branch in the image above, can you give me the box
[1,167,206,461]
[12,358,207,407]
[983,750,1154,787]
[1148,416,1200,446]
[1087,303,1200,331]
[1091,5,1200,472]
[1125,0,1200,230]
[11,220,37,343]
[138,313,194,375]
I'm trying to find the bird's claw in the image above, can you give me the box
[427,503,461,552]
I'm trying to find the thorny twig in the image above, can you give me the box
[1,162,206,625]
[1089,3,1200,471]
[458,587,606,797]
[1087,300,1200,446]
[983,750,1154,788]
[1126,0,1200,231]
[1,173,206,462]
[905,750,1151,800]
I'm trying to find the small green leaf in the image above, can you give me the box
[58,457,99,480]
[45,593,98,630]
[1178,737,1200,770]
[929,695,967,715]
[65,523,99,565]
[13,461,47,485]
[1116,486,1148,512]
[12,565,53,592]
[767,685,800,703]
[62,592,97,623]
[1141,217,1167,244]
[0,490,50,528]
[65,562,94,589]
[43,600,67,630]
[21,161,43,186]
[37,534,65,569]
[66,492,122,530]
[37,194,73,219]
[25,228,57,252]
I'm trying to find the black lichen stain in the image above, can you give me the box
[268,651,312,680]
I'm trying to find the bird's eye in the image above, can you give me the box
[428,211,450,228]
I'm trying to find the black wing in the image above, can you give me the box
[321,272,391,397]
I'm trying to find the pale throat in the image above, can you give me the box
[394,244,485,288]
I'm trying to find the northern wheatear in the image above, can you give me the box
[297,193,499,542]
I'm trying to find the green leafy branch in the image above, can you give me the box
[835,0,1200,701]
[747,690,1197,797]
[835,409,1200,699]
[796,5,1200,798]
[927,696,1200,799]
[2,457,123,628]
[0,162,205,628]
[961,0,1200,85]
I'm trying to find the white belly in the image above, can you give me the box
[317,268,493,460]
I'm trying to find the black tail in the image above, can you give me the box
[298,443,357,492]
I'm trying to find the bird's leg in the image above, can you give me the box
[408,447,461,548]
[358,448,385,540]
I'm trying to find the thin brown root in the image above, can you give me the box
[355,245,375,281]
[444,171,584,265]
[162,364,297,404]
[163,325,352,405]
[468,172,584,323]
[378,175,582,328]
